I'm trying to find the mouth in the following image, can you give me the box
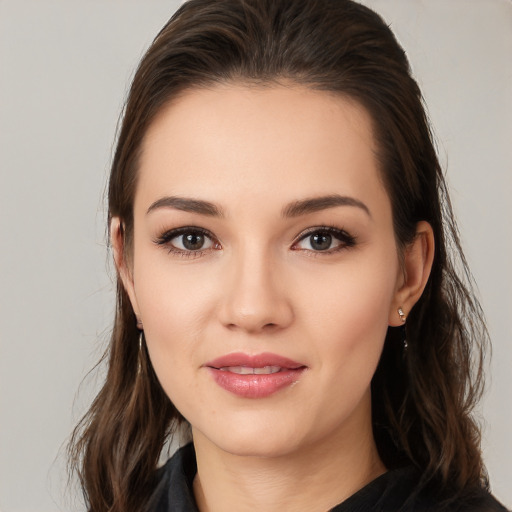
[204,352,307,398]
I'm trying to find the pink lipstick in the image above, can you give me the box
[204,352,307,398]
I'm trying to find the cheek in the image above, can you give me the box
[134,237,219,324]
[297,249,399,368]
[132,257,218,384]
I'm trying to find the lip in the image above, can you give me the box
[204,352,307,399]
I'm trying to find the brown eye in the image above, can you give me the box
[155,227,218,255]
[170,230,215,251]
[181,232,207,250]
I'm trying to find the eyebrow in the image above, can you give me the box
[147,196,224,217]
[282,194,371,218]
[146,193,370,218]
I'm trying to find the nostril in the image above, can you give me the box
[224,321,279,333]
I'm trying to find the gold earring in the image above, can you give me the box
[397,308,408,352]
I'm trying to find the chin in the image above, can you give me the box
[192,413,309,459]
[214,435,300,459]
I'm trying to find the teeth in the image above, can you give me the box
[254,366,281,374]
[219,366,282,375]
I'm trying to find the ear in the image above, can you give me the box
[389,221,435,326]
[111,217,142,326]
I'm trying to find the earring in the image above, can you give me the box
[398,307,408,352]
[137,330,144,374]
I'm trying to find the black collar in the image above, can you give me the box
[146,443,507,512]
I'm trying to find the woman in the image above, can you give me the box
[69,0,508,510]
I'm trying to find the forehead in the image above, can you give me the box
[136,83,386,213]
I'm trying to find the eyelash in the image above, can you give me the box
[153,225,357,258]
[292,226,357,255]
[154,227,219,259]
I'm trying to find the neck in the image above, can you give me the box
[191,397,386,512]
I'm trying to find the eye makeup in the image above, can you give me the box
[292,226,357,255]
[153,224,357,259]
[153,226,221,258]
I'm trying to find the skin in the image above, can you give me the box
[112,83,434,512]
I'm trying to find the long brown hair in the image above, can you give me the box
[69,1,489,510]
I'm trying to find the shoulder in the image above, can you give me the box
[406,480,509,512]
[332,465,509,512]
[445,491,510,512]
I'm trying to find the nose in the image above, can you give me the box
[218,246,294,334]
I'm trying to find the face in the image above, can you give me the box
[120,84,406,458]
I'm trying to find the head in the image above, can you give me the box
[71,1,488,510]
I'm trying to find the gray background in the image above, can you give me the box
[0,1,511,510]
